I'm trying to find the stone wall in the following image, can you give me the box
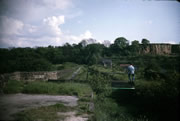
[140,44,180,55]
[0,71,60,82]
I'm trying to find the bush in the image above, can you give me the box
[3,80,24,93]
[94,98,149,121]
[89,71,112,98]
[135,80,162,98]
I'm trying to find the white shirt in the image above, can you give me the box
[127,65,135,74]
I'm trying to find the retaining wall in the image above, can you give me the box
[0,71,60,82]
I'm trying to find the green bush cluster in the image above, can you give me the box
[94,98,149,121]
[88,71,112,98]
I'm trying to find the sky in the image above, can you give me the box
[0,0,180,48]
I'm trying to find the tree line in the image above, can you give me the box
[0,37,154,73]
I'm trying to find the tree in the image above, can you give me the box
[131,40,140,54]
[110,37,129,55]
[141,38,150,45]
[85,44,104,65]
[114,37,129,50]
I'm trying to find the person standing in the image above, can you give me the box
[127,63,135,85]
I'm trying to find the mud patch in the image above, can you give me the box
[57,111,88,121]
[0,93,78,120]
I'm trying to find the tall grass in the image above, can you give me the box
[2,80,24,93]
[23,81,92,97]
[14,103,73,121]
[2,80,92,97]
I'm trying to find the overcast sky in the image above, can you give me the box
[0,0,180,48]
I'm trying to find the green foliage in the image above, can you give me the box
[0,39,179,74]
[160,71,180,98]
[23,82,92,97]
[114,37,129,50]
[135,80,162,97]
[3,80,24,93]
[130,40,140,54]
[0,48,52,73]
[14,103,72,121]
[110,37,130,56]
[143,59,161,80]
[84,44,104,65]
[141,38,150,45]
[89,72,112,98]
[2,80,92,96]
[94,98,149,121]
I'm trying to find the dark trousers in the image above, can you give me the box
[128,74,135,82]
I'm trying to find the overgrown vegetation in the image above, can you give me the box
[14,103,74,121]
[0,37,179,121]
[85,54,179,121]
[2,80,24,93]
[2,81,92,97]
[2,81,93,120]
[1,37,179,74]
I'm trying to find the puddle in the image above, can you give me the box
[0,93,78,120]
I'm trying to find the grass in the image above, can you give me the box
[89,62,179,121]
[91,65,113,73]
[23,81,92,97]
[2,60,179,121]
[93,97,149,121]
[74,66,88,81]
[14,103,74,121]
[50,62,79,71]
[2,80,92,98]
[2,80,24,93]
[14,97,94,121]
[90,64,129,81]
[3,81,93,120]
[62,62,78,69]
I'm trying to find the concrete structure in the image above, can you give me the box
[102,59,112,68]
[0,71,60,82]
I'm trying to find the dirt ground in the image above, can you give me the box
[0,93,81,120]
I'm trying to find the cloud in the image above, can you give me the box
[102,40,111,47]
[0,0,89,47]
[18,16,65,38]
[0,15,93,47]
[0,16,24,35]
[65,30,93,44]
[42,0,73,10]
[42,16,65,36]
[0,0,73,23]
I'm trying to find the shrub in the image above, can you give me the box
[89,71,112,98]
[3,80,24,93]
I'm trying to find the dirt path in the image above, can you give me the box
[0,93,78,120]
[58,112,88,121]
[67,67,82,80]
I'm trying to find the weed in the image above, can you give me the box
[3,80,24,93]
[23,81,92,97]
[14,103,73,121]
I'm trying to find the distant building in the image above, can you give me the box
[102,59,112,68]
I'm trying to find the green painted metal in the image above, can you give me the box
[112,87,135,90]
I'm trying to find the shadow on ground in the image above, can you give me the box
[111,89,179,121]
